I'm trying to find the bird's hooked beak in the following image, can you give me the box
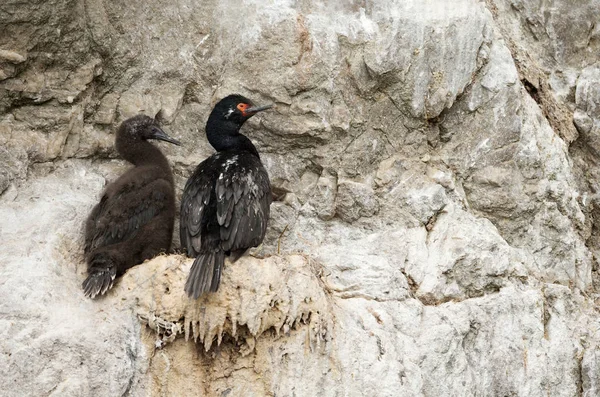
[149,125,181,146]
[244,103,273,116]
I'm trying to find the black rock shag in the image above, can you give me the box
[82,115,181,298]
[180,94,273,299]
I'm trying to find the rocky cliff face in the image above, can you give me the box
[2,0,600,396]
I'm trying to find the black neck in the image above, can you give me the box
[206,115,260,158]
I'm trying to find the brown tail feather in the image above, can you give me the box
[82,253,117,299]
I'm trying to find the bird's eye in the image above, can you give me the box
[237,103,249,112]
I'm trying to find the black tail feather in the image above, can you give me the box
[228,248,248,263]
[82,253,117,299]
[185,251,225,299]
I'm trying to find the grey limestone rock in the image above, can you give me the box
[1,0,600,396]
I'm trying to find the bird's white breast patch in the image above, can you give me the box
[223,156,238,172]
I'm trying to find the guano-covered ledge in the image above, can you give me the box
[114,254,333,354]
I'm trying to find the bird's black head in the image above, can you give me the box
[119,114,181,146]
[211,94,273,127]
[205,94,273,155]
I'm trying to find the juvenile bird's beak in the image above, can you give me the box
[150,126,182,146]
[245,104,273,115]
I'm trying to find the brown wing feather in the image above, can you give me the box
[85,178,172,255]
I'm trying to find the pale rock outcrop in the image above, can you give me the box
[1,0,600,396]
[126,254,332,354]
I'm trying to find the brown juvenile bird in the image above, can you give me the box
[180,94,272,299]
[83,115,181,298]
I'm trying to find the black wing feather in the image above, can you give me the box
[180,152,271,297]
[180,156,219,257]
[216,157,271,253]
[181,153,271,256]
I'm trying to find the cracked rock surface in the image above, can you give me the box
[1,0,600,396]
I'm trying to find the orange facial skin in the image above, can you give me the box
[237,103,250,117]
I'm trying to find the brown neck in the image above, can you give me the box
[116,138,171,170]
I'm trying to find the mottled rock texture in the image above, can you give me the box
[1,0,600,396]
